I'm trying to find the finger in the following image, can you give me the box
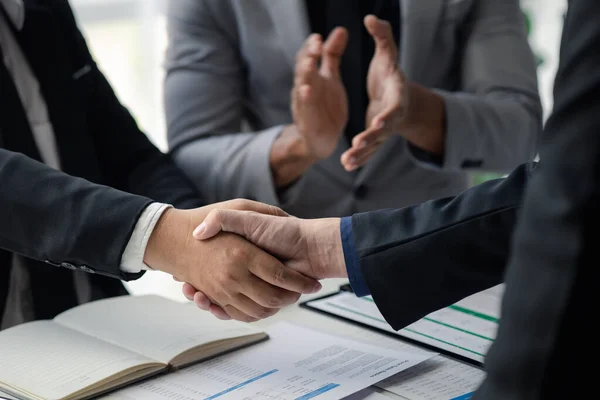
[249,255,321,294]
[194,209,254,240]
[240,273,302,309]
[224,199,289,217]
[226,293,280,321]
[321,27,349,78]
[221,305,262,323]
[210,304,232,321]
[295,56,319,88]
[364,15,396,56]
[299,84,312,103]
[352,123,391,150]
[193,291,212,311]
[295,33,322,64]
[182,282,197,302]
[341,146,379,171]
[192,199,289,239]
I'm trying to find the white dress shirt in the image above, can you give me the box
[0,0,169,328]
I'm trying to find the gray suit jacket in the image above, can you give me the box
[165,0,542,218]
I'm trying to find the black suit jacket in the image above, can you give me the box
[354,0,598,397]
[0,0,203,320]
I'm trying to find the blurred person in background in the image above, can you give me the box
[165,0,542,218]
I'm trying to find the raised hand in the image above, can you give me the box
[143,200,322,323]
[341,15,407,171]
[181,211,347,320]
[292,28,350,161]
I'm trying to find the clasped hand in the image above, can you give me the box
[171,208,347,322]
[143,200,327,323]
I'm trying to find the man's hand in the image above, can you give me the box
[182,210,346,320]
[270,29,349,188]
[341,15,446,171]
[143,200,322,323]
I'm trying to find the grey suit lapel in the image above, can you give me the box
[400,0,444,83]
[264,0,311,68]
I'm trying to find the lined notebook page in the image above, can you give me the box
[0,321,157,400]
[54,295,265,365]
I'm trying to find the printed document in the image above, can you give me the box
[377,355,484,400]
[101,322,432,400]
[307,285,503,364]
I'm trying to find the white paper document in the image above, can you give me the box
[307,286,503,364]
[376,355,484,400]
[101,322,432,400]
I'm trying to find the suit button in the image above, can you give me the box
[80,266,95,274]
[354,185,367,200]
[61,262,77,270]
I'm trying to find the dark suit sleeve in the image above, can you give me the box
[0,149,152,281]
[474,1,600,398]
[352,163,532,329]
[61,2,204,210]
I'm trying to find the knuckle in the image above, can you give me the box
[231,198,249,209]
[272,265,286,285]
[229,245,250,263]
[217,268,238,288]
[267,294,284,308]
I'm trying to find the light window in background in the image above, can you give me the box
[72,0,168,151]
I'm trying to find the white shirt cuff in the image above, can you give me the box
[120,203,172,273]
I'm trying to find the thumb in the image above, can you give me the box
[364,15,397,57]
[193,209,260,241]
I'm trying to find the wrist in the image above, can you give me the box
[143,208,191,278]
[396,82,446,155]
[270,125,318,188]
[302,218,346,279]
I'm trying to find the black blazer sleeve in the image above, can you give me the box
[0,149,151,281]
[352,162,532,329]
[61,2,203,210]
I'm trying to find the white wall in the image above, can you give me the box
[521,0,568,121]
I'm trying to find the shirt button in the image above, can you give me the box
[61,262,77,270]
[354,184,367,200]
[80,266,96,274]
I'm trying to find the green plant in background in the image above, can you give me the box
[470,7,542,186]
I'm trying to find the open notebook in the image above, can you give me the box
[0,295,267,400]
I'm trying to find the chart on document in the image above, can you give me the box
[306,285,504,364]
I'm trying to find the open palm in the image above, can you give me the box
[292,28,349,161]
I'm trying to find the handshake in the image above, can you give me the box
[144,200,346,323]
